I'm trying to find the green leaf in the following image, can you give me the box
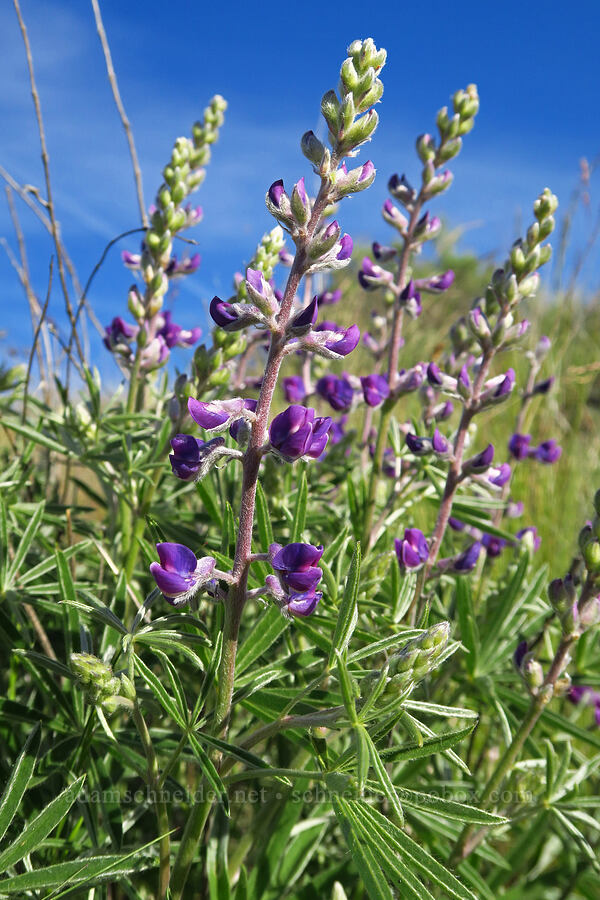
[355,725,370,793]
[0,723,40,844]
[236,605,289,676]
[151,648,190,726]
[351,800,477,900]
[19,540,91,586]
[0,497,7,590]
[5,501,45,587]
[0,774,86,872]
[0,852,154,893]
[363,729,403,824]
[291,469,308,542]
[133,653,187,729]
[193,631,223,723]
[455,578,479,675]
[187,732,229,814]
[322,526,349,566]
[196,477,223,528]
[395,787,508,825]
[334,650,358,724]
[255,481,274,549]
[332,796,394,900]
[329,542,361,665]
[377,724,476,764]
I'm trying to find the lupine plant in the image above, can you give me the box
[1,15,600,900]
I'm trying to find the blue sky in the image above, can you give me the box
[1,0,600,368]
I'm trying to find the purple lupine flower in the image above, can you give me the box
[434,400,454,422]
[535,335,551,360]
[516,527,541,552]
[324,324,360,357]
[494,368,515,399]
[210,296,240,329]
[432,428,451,457]
[427,362,444,388]
[286,591,322,616]
[140,336,170,370]
[283,376,307,403]
[509,433,532,461]
[270,541,324,572]
[184,204,203,227]
[150,542,216,606]
[165,253,202,277]
[372,242,396,262]
[567,685,600,726]
[103,316,138,352]
[513,640,529,670]
[463,444,494,474]
[395,529,429,571]
[336,234,353,260]
[399,280,422,318]
[531,440,562,464]
[268,542,324,617]
[269,405,332,461]
[532,376,555,395]
[316,288,342,306]
[358,257,392,291]
[157,311,201,349]
[482,533,508,558]
[188,397,246,431]
[361,374,390,408]
[121,250,141,270]
[279,248,294,267]
[448,517,467,531]
[230,399,258,442]
[487,463,511,487]
[316,375,354,412]
[452,542,482,572]
[169,434,225,481]
[382,198,408,229]
[416,270,455,293]
[406,433,431,456]
[507,501,524,518]
[268,179,286,207]
[289,296,318,333]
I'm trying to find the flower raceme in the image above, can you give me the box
[150,543,216,606]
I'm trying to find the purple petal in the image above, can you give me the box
[156,542,198,575]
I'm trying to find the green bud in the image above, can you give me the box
[436,137,462,163]
[523,656,545,692]
[119,673,136,701]
[301,130,326,166]
[208,367,231,388]
[223,336,247,361]
[584,540,600,573]
[321,90,340,134]
[416,133,436,163]
[537,244,553,266]
[580,523,594,549]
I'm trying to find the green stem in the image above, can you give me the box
[132,700,171,899]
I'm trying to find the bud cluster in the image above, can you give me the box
[361,623,450,704]
[70,652,135,714]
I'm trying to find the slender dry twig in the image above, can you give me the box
[13,0,85,374]
[23,259,53,424]
[90,0,148,228]
[5,186,53,397]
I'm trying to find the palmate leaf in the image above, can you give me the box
[0,774,86,873]
[372,785,509,826]
[332,796,394,900]
[0,723,40,844]
[349,799,478,900]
